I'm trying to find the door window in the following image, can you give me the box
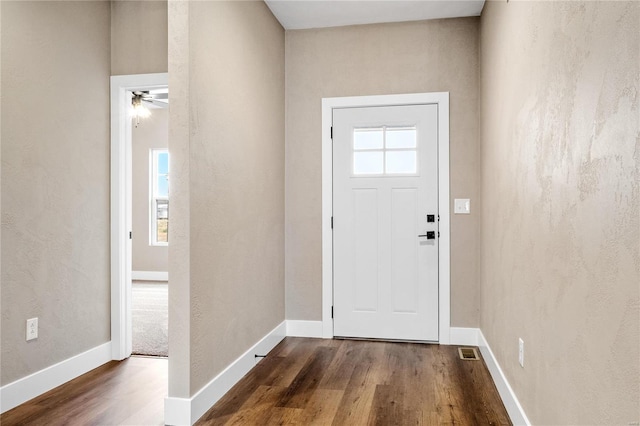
[352,126,417,176]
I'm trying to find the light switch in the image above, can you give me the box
[454,198,470,214]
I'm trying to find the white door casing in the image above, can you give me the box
[321,92,450,343]
[333,104,439,341]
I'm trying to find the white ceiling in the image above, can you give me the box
[265,0,485,30]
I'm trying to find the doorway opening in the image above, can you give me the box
[110,73,169,360]
[131,101,169,357]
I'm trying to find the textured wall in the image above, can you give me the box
[167,0,191,398]
[111,0,168,75]
[480,1,640,423]
[168,0,285,396]
[132,109,169,272]
[1,1,111,386]
[285,19,481,326]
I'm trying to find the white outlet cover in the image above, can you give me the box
[454,198,470,214]
[26,317,38,341]
[518,338,524,367]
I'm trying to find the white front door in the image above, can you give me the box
[333,104,439,341]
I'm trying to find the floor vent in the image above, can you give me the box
[458,347,480,360]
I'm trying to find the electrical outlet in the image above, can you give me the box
[518,338,524,367]
[26,318,38,341]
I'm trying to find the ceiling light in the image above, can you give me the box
[132,94,151,127]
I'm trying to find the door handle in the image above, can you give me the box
[418,231,436,239]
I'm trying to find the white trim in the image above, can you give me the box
[111,73,168,361]
[449,327,480,346]
[0,342,111,414]
[478,330,531,426]
[286,320,323,338]
[321,102,334,339]
[164,397,191,426]
[164,321,286,425]
[321,92,451,342]
[132,271,169,281]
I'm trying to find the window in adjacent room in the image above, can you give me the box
[151,149,169,245]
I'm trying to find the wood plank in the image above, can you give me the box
[276,346,337,409]
[448,346,512,425]
[117,395,166,426]
[264,406,304,425]
[265,338,323,388]
[196,354,285,422]
[367,384,414,426]
[432,345,473,424]
[331,383,377,425]
[343,341,389,387]
[0,403,47,426]
[215,386,288,426]
[318,339,364,390]
[292,388,344,425]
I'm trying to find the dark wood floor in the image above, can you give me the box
[197,337,511,425]
[0,356,167,426]
[1,338,510,425]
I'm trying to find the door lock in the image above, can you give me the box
[418,231,436,240]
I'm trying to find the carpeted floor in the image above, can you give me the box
[132,281,168,357]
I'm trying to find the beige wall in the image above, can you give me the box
[168,0,285,397]
[285,19,480,326]
[0,5,3,371]
[1,1,111,385]
[111,0,168,75]
[132,109,169,272]
[480,1,639,423]
[167,0,190,397]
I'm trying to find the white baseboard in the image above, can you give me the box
[478,329,531,426]
[286,324,480,345]
[449,327,480,346]
[132,270,168,281]
[0,342,112,414]
[286,320,323,338]
[164,321,286,425]
[164,397,192,426]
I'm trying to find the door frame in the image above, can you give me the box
[321,92,451,343]
[110,72,168,360]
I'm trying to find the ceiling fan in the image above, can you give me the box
[132,90,168,109]
[131,88,168,126]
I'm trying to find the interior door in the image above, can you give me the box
[333,104,439,341]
